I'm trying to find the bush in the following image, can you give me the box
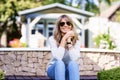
[0,69,5,80]
[94,28,116,50]
[97,67,120,80]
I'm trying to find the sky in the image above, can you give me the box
[93,0,99,6]
[70,0,99,7]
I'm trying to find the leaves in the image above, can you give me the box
[0,0,42,46]
[0,69,5,80]
[97,67,120,80]
[94,28,116,50]
[41,0,65,5]
[0,0,42,22]
[116,11,120,22]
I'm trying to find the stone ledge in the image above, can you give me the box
[0,48,120,76]
[0,48,120,53]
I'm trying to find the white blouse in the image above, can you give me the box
[47,36,81,67]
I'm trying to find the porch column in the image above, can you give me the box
[26,18,31,47]
[28,16,41,48]
[81,18,86,47]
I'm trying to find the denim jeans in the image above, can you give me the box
[47,60,80,80]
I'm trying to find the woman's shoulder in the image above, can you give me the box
[48,36,56,42]
[77,35,81,41]
[49,36,54,40]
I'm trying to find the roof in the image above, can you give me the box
[18,3,94,17]
[100,2,120,18]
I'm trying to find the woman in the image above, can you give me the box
[47,14,81,80]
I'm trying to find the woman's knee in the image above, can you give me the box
[55,60,65,74]
[55,60,65,67]
[68,61,79,68]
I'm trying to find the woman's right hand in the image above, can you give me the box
[63,31,74,41]
[60,31,74,48]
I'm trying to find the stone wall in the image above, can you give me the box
[0,48,120,76]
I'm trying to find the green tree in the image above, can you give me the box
[75,0,112,15]
[116,11,120,22]
[41,0,65,5]
[85,0,100,14]
[0,0,42,47]
[40,0,116,15]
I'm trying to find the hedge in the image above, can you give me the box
[97,67,120,80]
[0,69,5,80]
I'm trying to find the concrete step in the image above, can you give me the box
[6,75,97,80]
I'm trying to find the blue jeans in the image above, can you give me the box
[47,60,80,80]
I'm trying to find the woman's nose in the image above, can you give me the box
[64,23,68,26]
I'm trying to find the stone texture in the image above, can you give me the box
[0,49,120,76]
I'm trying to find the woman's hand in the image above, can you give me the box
[59,31,74,48]
[63,31,74,40]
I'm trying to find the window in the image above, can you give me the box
[48,22,54,37]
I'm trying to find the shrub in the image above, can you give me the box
[0,69,5,80]
[97,67,120,80]
[94,28,116,50]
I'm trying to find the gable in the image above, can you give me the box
[18,3,94,17]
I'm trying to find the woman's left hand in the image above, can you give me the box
[66,31,74,38]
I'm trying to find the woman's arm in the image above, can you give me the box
[68,38,81,61]
[48,36,65,60]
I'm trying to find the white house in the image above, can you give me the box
[18,3,94,48]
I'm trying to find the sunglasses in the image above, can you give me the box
[59,21,72,27]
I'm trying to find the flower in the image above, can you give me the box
[9,38,27,48]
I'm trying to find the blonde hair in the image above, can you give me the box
[53,14,79,47]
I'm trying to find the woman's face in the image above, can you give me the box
[59,18,72,34]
